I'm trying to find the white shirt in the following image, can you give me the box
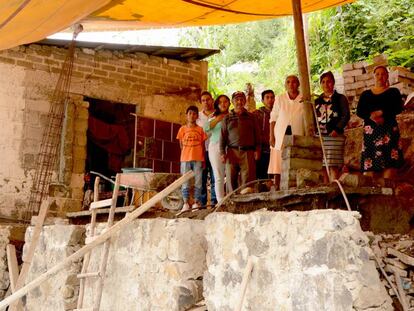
[196,110,211,150]
[270,92,305,150]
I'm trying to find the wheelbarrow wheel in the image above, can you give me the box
[161,189,183,211]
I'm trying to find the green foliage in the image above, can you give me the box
[179,0,414,97]
[309,0,414,73]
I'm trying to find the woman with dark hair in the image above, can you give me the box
[357,66,404,180]
[315,71,350,182]
[204,95,230,203]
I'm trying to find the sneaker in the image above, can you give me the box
[181,203,190,212]
[191,202,200,211]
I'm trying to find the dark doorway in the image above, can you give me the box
[85,97,136,190]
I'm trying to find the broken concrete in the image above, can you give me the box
[0,226,10,300]
[23,225,85,310]
[203,210,393,311]
[83,219,206,311]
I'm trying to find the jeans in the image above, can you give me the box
[201,151,217,206]
[180,161,203,203]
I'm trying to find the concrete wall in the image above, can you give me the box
[19,211,393,311]
[0,226,10,300]
[23,219,206,311]
[204,210,393,311]
[23,224,85,311]
[83,219,206,311]
[0,44,208,218]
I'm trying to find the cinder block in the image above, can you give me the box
[282,146,322,160]
[342,63,354,71]
[283,135,321,149]
[353,61,368,69]
[344,77,355,84]
[343,69,364,78]
[282,157,322,171]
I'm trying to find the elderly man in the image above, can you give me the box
[268,75,305,188]
[220,91,261,193]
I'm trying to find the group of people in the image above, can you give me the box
[176,66,404,212]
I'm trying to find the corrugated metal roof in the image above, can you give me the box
[37,38,220,61]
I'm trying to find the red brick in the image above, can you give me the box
[175,66,189,74]
[72,71,84,78]
[93,69,107,77]
[44,59,61,66]
[125,75,138,82]
[101,64,116,71]
[77,66,93,73]
[153,68,167,75]
[0,57,16,65]
[108,72,124,80]
[33,63,50,71]
[117,67,131,74]
[16,60,33,68]
[6,50,25,59]
[148,73,163,81]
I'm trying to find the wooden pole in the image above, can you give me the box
[291,0,315,136]
[0,171,194,309]
[234,256,255,311]
[6,245,19,293]
[10,199,50,311]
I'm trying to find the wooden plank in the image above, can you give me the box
[77,176,101,309]
[6,245,19,293]
[89,198,112,210]
[67,206,135,218]
[388,248,414,266]
[9,199,50,311]
[394,272,409,311]
[94,174,121,311]
[0,171,194,309]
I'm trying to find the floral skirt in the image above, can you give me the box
[361,121,404,172]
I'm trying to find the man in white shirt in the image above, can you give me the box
[196,91,217,206]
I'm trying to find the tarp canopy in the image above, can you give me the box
[0,0,354,51]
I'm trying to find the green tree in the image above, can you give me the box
[179,0,414,97]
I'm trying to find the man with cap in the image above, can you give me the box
[220,91,261,193]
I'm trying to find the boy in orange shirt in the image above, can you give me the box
[176,105,207,212]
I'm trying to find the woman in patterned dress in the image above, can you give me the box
[356,65,404,180]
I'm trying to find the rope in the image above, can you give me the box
[213,179,272,212]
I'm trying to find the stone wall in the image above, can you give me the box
[0,43,208,218]
[280,136,322,190]
[0,226,10,300]
[82,219,206,311]
[204,210,393,311]
[23,225,85,310]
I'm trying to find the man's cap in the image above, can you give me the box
[232,91,246,100]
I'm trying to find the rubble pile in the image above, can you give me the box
[369,232,414,309]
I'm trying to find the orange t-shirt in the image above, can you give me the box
[176,125,207,162]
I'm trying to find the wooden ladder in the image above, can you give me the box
[75,174,127,311]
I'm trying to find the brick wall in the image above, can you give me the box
[0,43,208,218]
